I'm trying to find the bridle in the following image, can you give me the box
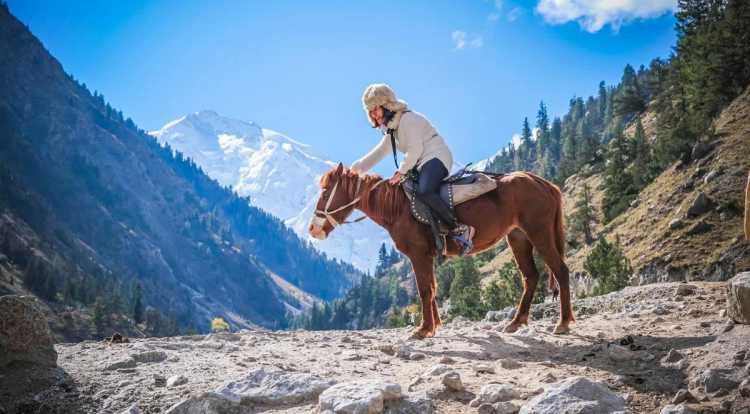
[312,176,384,229]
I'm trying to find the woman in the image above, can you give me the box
[351,83,475,254]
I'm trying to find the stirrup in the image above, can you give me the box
[451,225,475,256]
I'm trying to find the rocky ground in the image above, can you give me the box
[3,281,750,414]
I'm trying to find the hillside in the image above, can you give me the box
[0,4,360,340]
[479,86,750,294]
[10,281,750,413]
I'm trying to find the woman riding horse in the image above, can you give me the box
[351,83,475,254]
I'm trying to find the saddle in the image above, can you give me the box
[401,167,498,228]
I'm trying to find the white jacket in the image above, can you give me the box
[351,111,453,175]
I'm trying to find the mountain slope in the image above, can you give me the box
[150,111,390,272]
[480,87,750,292]
[0,4,359,337]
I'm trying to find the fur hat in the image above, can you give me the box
[362,83,408,126]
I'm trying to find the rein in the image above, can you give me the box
[314,176,385,228]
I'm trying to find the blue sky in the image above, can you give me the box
[8,0,677,176]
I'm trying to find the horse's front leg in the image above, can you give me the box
[409,254,437,339]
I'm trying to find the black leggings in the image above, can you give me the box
[415,158,457,229]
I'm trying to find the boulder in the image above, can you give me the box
[686,192,712,218]
[166,369,336,413]
[318,380,401,414]
[726,272,750,324]
[104,357,137,371]
[132,350,168,364]
[167,375,188,387]
[383,392,435,414]
[440,371,464,392]
[217,368,336,405]
[0,295,57,368]
[470,383,519,407]
[520,377,626,414]
[660,404,697,414]
[696,368,738,393]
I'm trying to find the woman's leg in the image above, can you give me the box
[416,158,457,229]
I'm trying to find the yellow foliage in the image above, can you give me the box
[211,317,230,332]
[405,304,419,315]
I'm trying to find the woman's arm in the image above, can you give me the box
[351,134,390,174]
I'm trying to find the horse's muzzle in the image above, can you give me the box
[309,224,327,240]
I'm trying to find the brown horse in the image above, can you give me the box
[309,163,574,338]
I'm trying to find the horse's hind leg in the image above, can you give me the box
[504,229,540,333]
[527,232,574,334]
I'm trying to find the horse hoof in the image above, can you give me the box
[553,323,570,335]
[407,328,432,340]
[503,323,523,333]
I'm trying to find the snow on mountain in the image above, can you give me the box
[150,110,389,272]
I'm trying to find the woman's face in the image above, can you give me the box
[369,106,384,126]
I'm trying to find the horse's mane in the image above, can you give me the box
[319,167,407,223]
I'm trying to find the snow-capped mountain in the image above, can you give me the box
[150,110,389,272]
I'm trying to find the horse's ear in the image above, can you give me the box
[335,162,344,174]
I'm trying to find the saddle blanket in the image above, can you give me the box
[402,172,497,225]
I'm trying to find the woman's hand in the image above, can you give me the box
[389,171,404,185]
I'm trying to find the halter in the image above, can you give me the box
[312,176,384,229]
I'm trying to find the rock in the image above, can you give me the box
[488,402,521,414]
[318,380,401,414]
[154,374,166,387]
[663,349,685,363]
[165,393,241,414]
[217,368,336,405]
[703,170,719,184]
[104,357,137,371]
[721,320,735,333]
[409,352,425,361]
[470,383,519,407]
[423,364,451,377]
[441,371,464,392]
[167,375,188,387]
[739,378,750,397]
[486,310,505,322]
[686,220,712,235]
[499,359,522,370]
[383,392,435,414]
[375,344,395,356]
[132,350,168,364]
[439,356,455,364]
[671,389,697,404]
[660,404,697,414]
[520,377,626,414]
[396,343,413,359]
[726,272,750,324]
[697,369,738,393]
[690,141,711,160]
[0,295,57,368]
[120,404,142,414]
[675,284,697,297]
[686,192,712,217]
[607,345,637,363]
[473,363,496,374]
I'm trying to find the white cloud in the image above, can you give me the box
[507,6,523,21]
[535,0,676,32]
[511,133,522,148]
[488,12,501,21]
[487,0,504,22]
[451,30,483,50]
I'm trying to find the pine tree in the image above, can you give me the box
[520,117,533,170]
[131,281,144,324]
[602,129,636,223]
[535,102,550,165]
[92,297,108,337]
[481,280,507,311]
[568,183,596,246]
[584,237,632,296]
[629,119,653,190]
[448,257,486,320]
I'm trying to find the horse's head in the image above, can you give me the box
[309,163,361,240]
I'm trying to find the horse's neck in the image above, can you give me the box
[357,176,394,230]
